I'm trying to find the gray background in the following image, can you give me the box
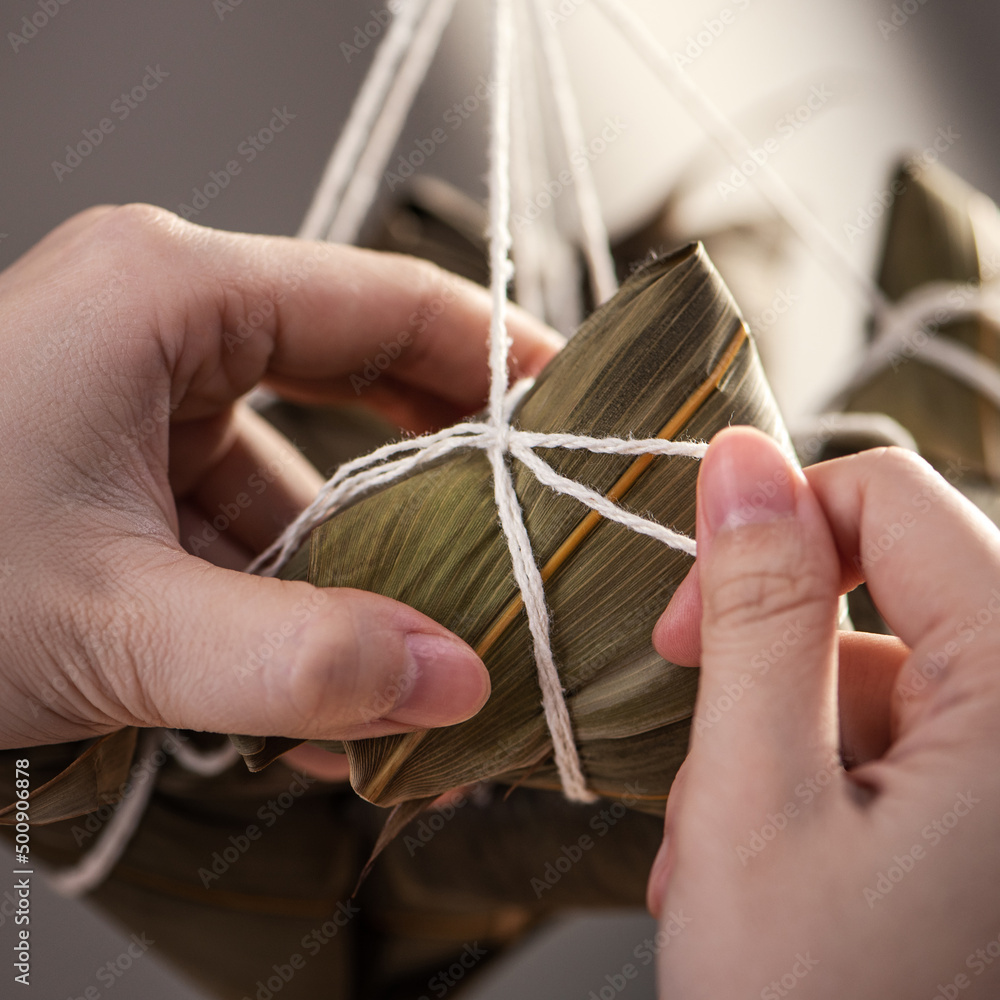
[2,1,1000,998]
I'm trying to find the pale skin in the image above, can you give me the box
[0,204,560,752]
[3,208,998,997]
[651,427,1000,998]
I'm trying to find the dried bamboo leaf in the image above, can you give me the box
[237,242,790,813]
[0,728,138,826]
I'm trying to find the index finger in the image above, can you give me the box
[18,204,562,422]
[806,448,1000,695]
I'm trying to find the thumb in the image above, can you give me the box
[132,556,490,740]
[688,427,842,813]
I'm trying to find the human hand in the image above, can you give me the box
[0,204,560,752]
[647,427,1000,998]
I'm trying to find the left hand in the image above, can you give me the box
[0,204,561,755]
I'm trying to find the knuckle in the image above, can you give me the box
[94,202,182,240]
[82,203,189,279]
[705,529,831,631]
[869,445,931,477]
[282,597,367,730]
[407,254,448,300]
[56,580,164,729]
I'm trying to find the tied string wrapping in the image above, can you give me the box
[57,0,1000,897]
[826,282,1000,412]
[250,0,706,803]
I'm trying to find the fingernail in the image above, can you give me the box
[391,632,491,727]
[702,431,798,535]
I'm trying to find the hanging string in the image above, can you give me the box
[483,0,595,802]
[531,0,618,306]
[48,730,165,898]
[589,0,890,322]
[47,731,240,898]
[297,0,438,241]
[325,0,458,243]
[514,0,585,335]
[62,1,1000,900]
[509,14,550,322]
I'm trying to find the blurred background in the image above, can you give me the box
[1,0,998,997]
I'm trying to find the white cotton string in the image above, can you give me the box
[246,0,711,805]
[511,442,700,556]
[324,0,458,243]
[249,423,490,576]
[46,731,241,898]
[513,432,707,458]
[589,0,890,322]
[483,0,594,803]
[485,0,517,426]
[531,0,618,306]
[510,29,549,321]
[297,0,431,241]
[514,0,585,335]
[169,734,241,777]
[252,422,706,581]
[826,282,1000,411]
[48,729,165,899]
